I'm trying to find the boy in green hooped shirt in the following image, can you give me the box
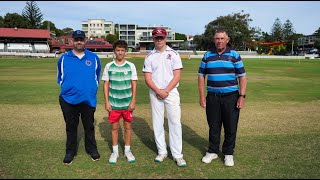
[102,40,138,164]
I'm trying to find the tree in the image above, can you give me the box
[314,27,320,36]
[62,27,74,35]
[175,32,187,41]
[55,29,64,37]
[198,10,256,50]
[22,1,43,28]
[271,18,283,41]
[40,20,57,31]
[0,16,4,28]
[3,13,29,28]
[193,34,205,51]
[313,27,320,51]
[105,34,118,44]
[282,19,295,41]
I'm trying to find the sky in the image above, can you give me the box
[1,1,320,36]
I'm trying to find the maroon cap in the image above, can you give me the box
[152,27,167,38]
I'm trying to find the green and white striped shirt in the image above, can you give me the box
[102,60,138,110]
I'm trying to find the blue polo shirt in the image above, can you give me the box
[57,48,101,107]
[198,47,246,94]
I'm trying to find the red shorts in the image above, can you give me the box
[108,110,133,123]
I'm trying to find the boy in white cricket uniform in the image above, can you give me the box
[142,27,187,167]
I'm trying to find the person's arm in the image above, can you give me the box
[198,75,206,108]
[57,55,64,85]
[144,72,162,95]
[163,69,181,94]
[103,81,112,112]
[96,56,101,84]
[237,76,247,109]
[162,53,183,98]
[128,80,137,111]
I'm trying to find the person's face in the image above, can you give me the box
[213,32,229,51]
[73,38,86,52]
[153,36,166,49]
[114,46,126,61]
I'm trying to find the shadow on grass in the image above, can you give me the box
[131,116,158,154]
[95,114,208,158]
[131,115,208,158]
[181,122,208,156]
[98,117,124,152]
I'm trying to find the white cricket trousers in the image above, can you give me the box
[149,88,183,159]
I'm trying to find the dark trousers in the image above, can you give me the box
[59,96,98,156]
[205,91,240,155]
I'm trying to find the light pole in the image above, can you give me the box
[292,40,294,55]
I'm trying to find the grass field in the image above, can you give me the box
[0,57,319,178]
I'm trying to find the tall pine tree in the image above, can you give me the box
[271,18,283,41]
[22,1,43,29]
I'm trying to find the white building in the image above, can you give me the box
[81,19,115,38]
[82,19,183,50]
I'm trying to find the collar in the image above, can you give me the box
[67,48,89,57]
[210,46,232,54]
[153,45,172,53]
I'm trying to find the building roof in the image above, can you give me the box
[0,28,51,39]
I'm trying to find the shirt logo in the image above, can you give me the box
[166,54,172,60]
[124,71,128,75]
[86,60,92,66]
[227,56,233,61]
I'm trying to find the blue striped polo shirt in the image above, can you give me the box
[198,47,246,94]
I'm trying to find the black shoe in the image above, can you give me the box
[90,152,100,161]
[63,153,74,165]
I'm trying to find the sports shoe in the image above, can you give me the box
[154,154,167,163]
[109,152,119,164]
[202,152,218,163]
[63,153,74,165]
[224,155,234,167]
[90,152,100,161]
[174,157,187,167]
[124,151,136,163]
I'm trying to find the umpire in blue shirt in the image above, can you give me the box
[57,30,101,165]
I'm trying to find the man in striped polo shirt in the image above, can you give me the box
[198,29,247,167]
[102,40,138,164]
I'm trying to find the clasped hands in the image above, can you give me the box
[156,89,169,100]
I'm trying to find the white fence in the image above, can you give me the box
[0,52,56,58]
[0,51,318,59]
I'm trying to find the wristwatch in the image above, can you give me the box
[239,94,246,98]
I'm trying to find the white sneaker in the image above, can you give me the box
[224,155,234,167]
[124,151,136,163]
[154,154,167,163]
[202,152,218,163]
[109,152,119,164]
[174,157,187,167]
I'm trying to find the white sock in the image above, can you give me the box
[124,145,131,153]
[113,145,119,154]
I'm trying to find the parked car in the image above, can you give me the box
[307,49,318,54]
[52,49,60,54]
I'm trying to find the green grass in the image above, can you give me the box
[0,57,320,178]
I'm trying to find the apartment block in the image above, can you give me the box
[82,19,115,38]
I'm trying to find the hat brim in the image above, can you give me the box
[73,35,85,39]
[152,34,167,38]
